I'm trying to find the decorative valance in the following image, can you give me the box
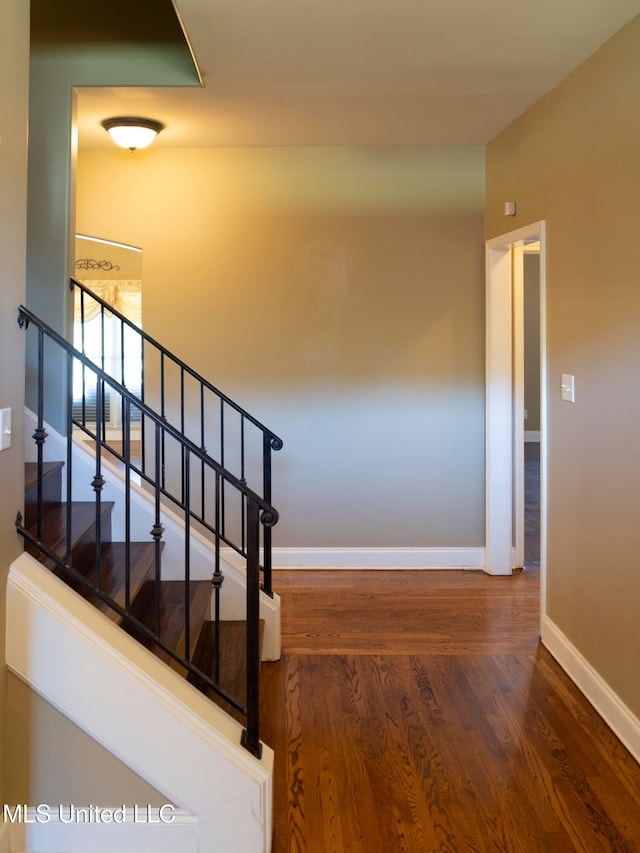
[74,280,142,324]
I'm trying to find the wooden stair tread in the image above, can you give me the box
[26,500,115,556]
[124,580,212,670]
[188,619,264,722]
[25,461,64,491]
[56,542,157,622]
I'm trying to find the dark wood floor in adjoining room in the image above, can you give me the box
[261,469,640,852]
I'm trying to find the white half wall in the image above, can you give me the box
[5,553,273,853]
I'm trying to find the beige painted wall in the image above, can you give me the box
[486,15,640,716]
[0,0,29,805]
[77,146,485,549]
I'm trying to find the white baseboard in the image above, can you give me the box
[271,547,484,571]
[524,431,541,442]
[542,614,640,764]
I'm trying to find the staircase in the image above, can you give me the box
[17,296,281,758]
[24,458,211,659]
[24,445,265,744]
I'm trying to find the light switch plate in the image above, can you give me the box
[561,374,575,403]
[0,407,11,450]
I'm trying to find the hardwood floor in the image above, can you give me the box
[261,565,640,851]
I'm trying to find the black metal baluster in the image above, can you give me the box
[33,328,47,542]
[160,352,166,491]
[100,305,107,443]
[124,397,132,610]
[220,400,225,540]
[100,304,105,371]
[65,352,74,563]
[240,416,246,553]
[212,472,223,684]
[92,377,105,589]
[120,317,126,450]
[151,422,165,638]
[80,287,87,426]
[140,336,146,474]
[200,382,206,524]
[180,367,185,503]
[78,283,85,348]
[184,445,191,661]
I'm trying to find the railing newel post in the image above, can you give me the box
[262,433,274,597]
[212,472,223,684]
[184,444,191,661]
[241,496,262,759]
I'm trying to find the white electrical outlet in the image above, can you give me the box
[0,407,12,451]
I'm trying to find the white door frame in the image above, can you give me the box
[512,243,526,570]
[485,221,547,608]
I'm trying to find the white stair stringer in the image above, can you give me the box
[5,553,273,853]
[24,409,281,661]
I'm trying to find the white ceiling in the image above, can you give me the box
[77,0,640,149]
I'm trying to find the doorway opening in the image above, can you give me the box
[522,249,541,572]
[72,234,143,440]
[485,221,546,618]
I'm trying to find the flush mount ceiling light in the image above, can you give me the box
[101,117,165,152]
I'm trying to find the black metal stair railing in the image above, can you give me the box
[17,304,278,758]
[70,276,283,596]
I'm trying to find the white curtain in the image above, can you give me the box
[74,279,142,324]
